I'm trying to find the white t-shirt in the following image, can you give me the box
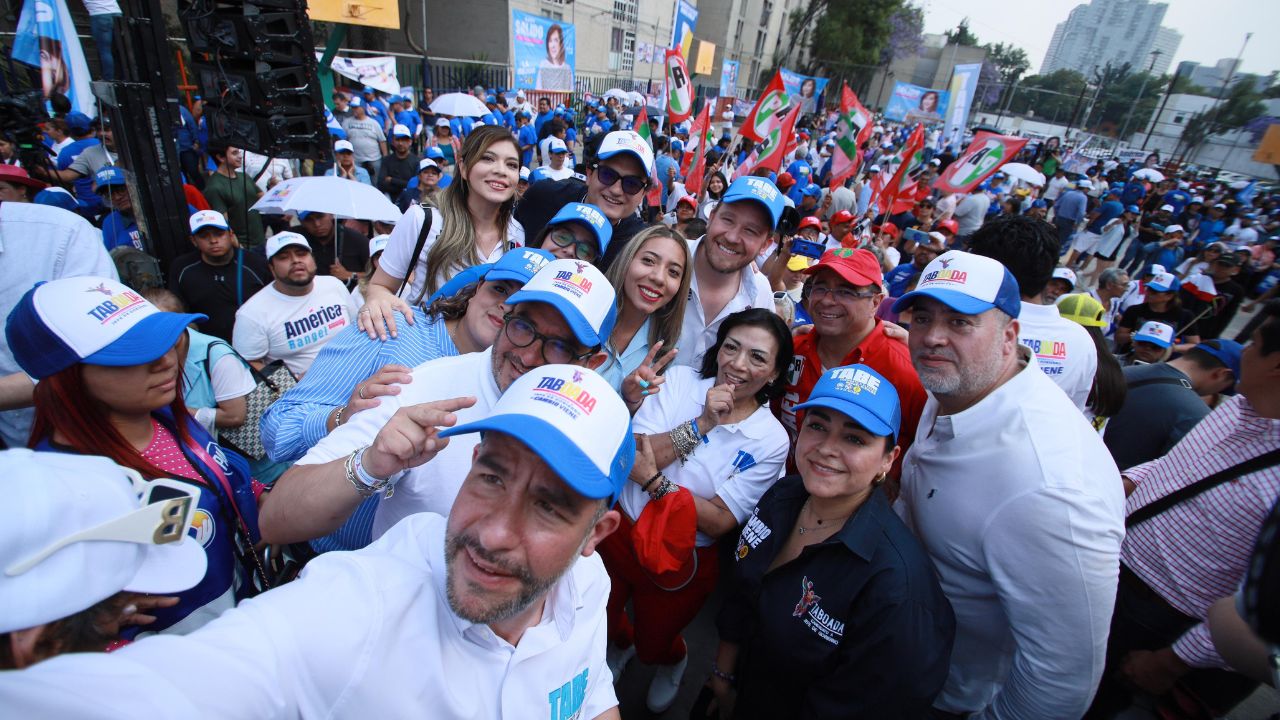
[232,276,358,377]
[295,348,501,537]
[381,204,525,303]
[1043,176,1070,201]
[1016,300,1097,411]
[896,353,1125,718]
[0,513,617,720]
[675,238,775,369]
[81,0,121,15]
[625,367,788,546]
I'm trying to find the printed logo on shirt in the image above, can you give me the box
[533,374,599,419]
[205,441,231,473]
[85,285,146,324]
[1021,335,1067,376]
[736,510,772,560]
[547,666,589,720]
[793,576,845,645]
[730,450,757,475]
[190,508,216,547]
[551,264,594,299]
[786,354,805,386]
[283,303,348,350]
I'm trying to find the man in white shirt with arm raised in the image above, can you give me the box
[0,364,632,720]
[892,250,1126,719]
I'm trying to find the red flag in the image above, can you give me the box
[736,102,801,178]
[634,107,664,208]
[877,125,926,216]
[665,49,694,124]
[681,102,714,194]
[739,71,789,143]
[829,84,874,190]
[932,132,1030,195]
[681,100,712,177]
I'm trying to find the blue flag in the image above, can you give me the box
[12,0,95,117]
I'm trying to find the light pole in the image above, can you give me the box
[1118,50,1161,142]
[1190,32,1252,164]
[1142,63,1184,151]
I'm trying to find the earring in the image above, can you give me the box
[872,472,887,487]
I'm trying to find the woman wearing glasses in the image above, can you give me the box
[526,202,612,265]
[600,308,792,713]
[8,277,262,636]
[357,126,526,340]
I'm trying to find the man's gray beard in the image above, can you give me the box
[914,344,1005,401]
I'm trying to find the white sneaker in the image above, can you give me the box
[606,644,635,683]
[645,653,688,714]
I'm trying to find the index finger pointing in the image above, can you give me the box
[404,396,478,427]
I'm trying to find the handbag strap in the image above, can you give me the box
[396,204,434,297]
[182,433,254,535]
[1128,447,1280,528]
[1126,375,1193,391]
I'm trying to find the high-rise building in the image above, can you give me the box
[1040,0,1180,78]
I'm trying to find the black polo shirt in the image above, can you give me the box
[717,475,955,718]
[514,177,648,271]
[168,250,271,341]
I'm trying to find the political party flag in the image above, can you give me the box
[12,0,94,116]
[736,102,800,178]
[829,84,873,190]
[665,49,694,124]
[878,124,925,216]
[681,100,713,177]
[739,71,789,143]
[932,132,1030,195]
[634,107,664,208]
[683,103,716,195]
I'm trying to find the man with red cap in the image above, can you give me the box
[775,172,798,208]
[775,247,926,478]
[828,209,856,247]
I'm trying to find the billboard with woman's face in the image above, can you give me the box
[512,10,575,92]
[884,82,950,125]
[779,68,828,115]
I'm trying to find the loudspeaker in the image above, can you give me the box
[204,105,328,158]
[193,61,319,115]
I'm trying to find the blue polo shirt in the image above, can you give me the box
[1086,199,1125,234]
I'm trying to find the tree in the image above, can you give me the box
[1006,70,1088,124]
[983,42,1030,112]
[944,18,979,47]
[794,0,904,94]
[1180,77,1268,160]
[880,4,924,66]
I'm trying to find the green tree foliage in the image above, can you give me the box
[791,0,905,94]
[1180,78,1268,158]
[944,18,980,47]
[1006,70,1088,124]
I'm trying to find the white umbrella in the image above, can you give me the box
[1000,162,1046,187]
[429,92,488,118]
[1133,167,1165,182]
[603,88,629,101]
[252,176,401,222]
[628,91,646,106]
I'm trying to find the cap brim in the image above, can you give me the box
[1133,333,1171,348]
[191,222,229,234]
[484,264,537,285]
[82,313,206,367]
[892,288,994,315]
[505,289,607,347]
[792,397,896,440]
[440,415,630,502]
[1146,282,1175,292]
[124,534,209,594]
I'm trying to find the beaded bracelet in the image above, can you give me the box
[649,477,677,501]
[641,471,663,492]
[711,664,736,685]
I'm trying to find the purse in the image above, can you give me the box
[208,340,298,461]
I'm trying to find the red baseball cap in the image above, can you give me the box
[805,247,884,288]
[776,172,796,189]
[874,222,900,237]
[0,165,47,191]
[677,195,697,208]
[935,219,959,235]
[831,210,855,225]
[798,215,822,232]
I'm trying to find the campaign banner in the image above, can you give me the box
[932,131,1030,195]
[695,40,716,76]
[12,0,94,116]
[512,10,575,92]
[720,60,740,97]
[829,84,874,189]
[636,41,659,65]
[943,63,981,151]
[671,0,698,58]
[883,82,950,124]
[779,68,829,116]
[319,53,400,95]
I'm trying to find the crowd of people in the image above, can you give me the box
[1,79,1280,720]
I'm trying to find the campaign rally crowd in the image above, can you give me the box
[1,79,1280,720]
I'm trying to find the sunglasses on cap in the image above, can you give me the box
[546,227,598,262]
[593,164,648,196]
[5,475,199,577]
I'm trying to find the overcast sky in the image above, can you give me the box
[918,0,1278,76]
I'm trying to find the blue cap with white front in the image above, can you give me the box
[793,364,902,440]
[440,365,634,503]
[6,277,206,380]
[428,248,554,304]
[506,259,617,348]
[93,167,127,193]
[546,203,613,257]
[721,176,785,230]
[892,250,1022,318]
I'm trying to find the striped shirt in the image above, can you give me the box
[1123,394,1280,668]
[260,308,457,552]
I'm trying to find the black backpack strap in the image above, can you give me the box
[1127,447,1280,528]
[1126,375,1193,391]
[396,204,434,298]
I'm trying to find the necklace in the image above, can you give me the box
[795,500,849,535]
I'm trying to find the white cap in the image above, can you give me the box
[505,258,617,347]
[548,137,568,154]
[892,250,1022,318]
[929,158,941,166]
[1213,202,1227,209]
[1164,224,1185,235]
[1160,204,1175,213]
[0,449,207,634]
[436,118,451,128]
[265,231,311,258]
[516,89,526,98]
[1191,196,1205,204]
[189,209,229,234]
[392,124,412,138]
[519,167,531,181]
[597,130,655,175]
[1134,320,1175,348]
[1076,179,1092,189]
[368,233,391,257]
[869,164,881,173]
[1051,267,1077,288]
[348,96,362,107]
[334,139,355,153]
[418,158,439,172]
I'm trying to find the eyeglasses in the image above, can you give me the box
[5,474,199,577]
[546,227,598,262]
[502,313,593,365]
[593,164,648,196]
[809,285,880,303]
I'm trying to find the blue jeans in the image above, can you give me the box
[89,14,120,80]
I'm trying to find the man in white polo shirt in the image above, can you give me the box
[967,214,1097,410]
[232,232,358,377]
[0,365,632,720]
[892,251,1126,719]
[675,176,781,368]
[260,258,616,544]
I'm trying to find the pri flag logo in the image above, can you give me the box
[932,132,1030,195]
[665,49,693,124]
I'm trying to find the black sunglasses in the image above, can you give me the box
[593,164,648,196]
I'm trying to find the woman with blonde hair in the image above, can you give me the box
[357,125,525,339]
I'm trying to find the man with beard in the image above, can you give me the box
[258,258,616,544]
[0,364,632,720]
[169,209,271,341]
[232,232,358,377]
[893,250,1126,719]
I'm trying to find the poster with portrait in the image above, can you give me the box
[884,82,950,124]
[512,10,575,92]
[779,68,829,116]
[12,0,94,116]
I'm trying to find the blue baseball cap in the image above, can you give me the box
[362,86,375,94]
[505,259,618,348]
[485,95,497,104]
[802,182,823,198]
[439,365,634,503]
[427,247,555,304]
[793,364,902,440]
[1134,320,1175,348]
[1197,338,1243,391]
[6,277,206,380]
[65,111,92,133]
[546,203,613,257]
[424,146,445,160]
[33,187,78,212]
[720,176,785,230]
[670,138,684,152]
[93,167,128,193]
[892,250,1022,318]
[1125,204,1141,214]
[1032,199,1048,209]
